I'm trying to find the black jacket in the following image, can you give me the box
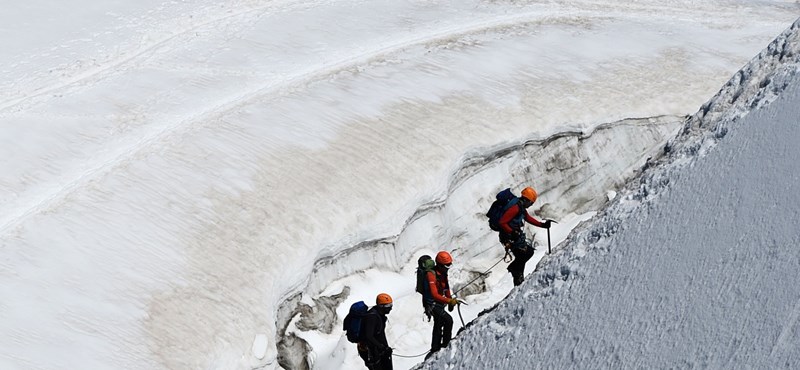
[360,306,389,352]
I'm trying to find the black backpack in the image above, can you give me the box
[342,301,369,343]
[486,188,518,231]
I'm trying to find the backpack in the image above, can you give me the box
[486,188,518,231]
[415,255,436,297]
[342,301,368,343]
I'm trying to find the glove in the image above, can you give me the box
[447,298,459,312]
[542,220,552,229]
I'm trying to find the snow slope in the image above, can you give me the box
[1,1,798,369]
[422,18,800,370]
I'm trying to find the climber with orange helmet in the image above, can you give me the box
[421,251,459,357]
[498,186,551,286]
[357,293,394,370]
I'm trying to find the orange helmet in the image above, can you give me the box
[435,251,452,265]
[376,293,393,307]
[521,187,538,203]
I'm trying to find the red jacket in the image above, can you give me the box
[425,268,451,305]
[498,202,544,233]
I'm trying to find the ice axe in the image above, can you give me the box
[546,219,558,254]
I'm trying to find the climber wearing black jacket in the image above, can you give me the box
[357,293,394,370]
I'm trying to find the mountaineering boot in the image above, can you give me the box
[512,272,524,286]
[425,349,436,360]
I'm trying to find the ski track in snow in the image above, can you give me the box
[1,0,762,114]
[0,9,587,236]
[0,2,730,236]
[0,5,271,113]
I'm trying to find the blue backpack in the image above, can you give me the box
[486,188,518,231]
[343,301,369,343]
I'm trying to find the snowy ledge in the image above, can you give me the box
[415,16,800,370]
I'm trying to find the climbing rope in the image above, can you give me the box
[449,253,509,328]
[390,230,561,360]
[456,300,466,328]
[392,350,430,358]
[452,253,510,296]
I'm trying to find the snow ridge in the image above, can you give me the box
[562,17,798,315]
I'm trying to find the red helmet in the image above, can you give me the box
[435,251,452,265]
[376,293,393,307]
[521,187,538,203]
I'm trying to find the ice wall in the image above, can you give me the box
[279,115,682,368]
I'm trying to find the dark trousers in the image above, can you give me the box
[358,344,393,370]
[503,233,534,279]
[430,303,453,352]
